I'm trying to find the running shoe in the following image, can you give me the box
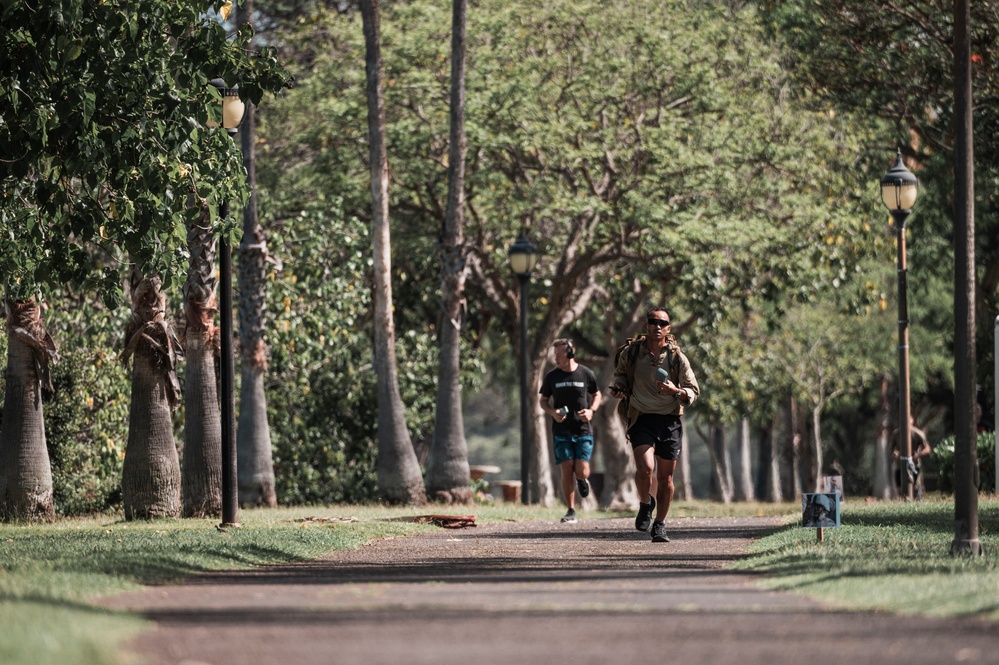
[651,521,670,542]
[634,495,656,532]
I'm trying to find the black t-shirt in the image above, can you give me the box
[539,365,599,436]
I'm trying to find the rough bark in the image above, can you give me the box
[0,297,56,521]
[121,273,182,519]
[235,0,277,508]
[361,0,426,505]
[181,205,222,517]
[426,0,472,505]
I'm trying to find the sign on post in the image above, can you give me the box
[802,492,840,528]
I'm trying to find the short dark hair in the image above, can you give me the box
[647,307,669,320]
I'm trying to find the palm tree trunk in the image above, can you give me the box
[181,206,222,517]
[426,0,472,505]
[0,297,56,521]
[121,273,182,519]
[235,0,277,508]
[361,0,426,504]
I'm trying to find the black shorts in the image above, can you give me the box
[628,413,682,460]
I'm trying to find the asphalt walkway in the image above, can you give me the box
[102,515,999,665]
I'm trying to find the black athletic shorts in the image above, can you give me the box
[628,413,682,460]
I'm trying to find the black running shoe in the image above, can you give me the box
[651,521,669,542]
[576,477,590,498]
[635,498,653,532]
[560,509,578,524]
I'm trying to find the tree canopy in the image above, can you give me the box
[0,0,289,305]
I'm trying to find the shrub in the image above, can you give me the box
[927,432,996,494]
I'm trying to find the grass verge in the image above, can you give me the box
[734,495,999,620]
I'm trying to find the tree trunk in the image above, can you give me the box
[873,373,894,499]
[361,0,425,504]
[426,0,472,505]
[121,272,182,519]
[181,205,222,517]
[758,418,782,502]
[0,297,56,521]
[704,422,733,503]
[676,425,693,501]
[784,397,802,500]
[736,416,755,501]
[808,404,823,493]
[592,291,647,509]
[530,364,555,506]
[593,403,637,510]
[235,0,277,509]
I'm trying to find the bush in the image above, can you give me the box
[44,347,130,515]
[927,432,996,494]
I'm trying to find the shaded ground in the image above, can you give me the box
[102,516,999,665]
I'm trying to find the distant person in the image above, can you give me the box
[976,403,994,434]
[891,417,931,499]
[539,338,602,524]
[609,307,699,543]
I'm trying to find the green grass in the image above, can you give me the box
[734,496,999,620]
[2,498,997,665]
[0,504,512,665]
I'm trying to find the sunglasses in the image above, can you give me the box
[647,318,670,327]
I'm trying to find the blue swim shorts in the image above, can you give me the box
[553,434,595,465]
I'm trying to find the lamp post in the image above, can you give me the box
[508,234,538,505]
[880,149,919,500]
[209,79,246,527]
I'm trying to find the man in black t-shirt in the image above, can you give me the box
[539,338,602,524]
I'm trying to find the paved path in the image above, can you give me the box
[102,516,999,665]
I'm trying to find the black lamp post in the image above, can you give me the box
[508,234,538,505]
[209,78,246,527]
[880,149,919,500]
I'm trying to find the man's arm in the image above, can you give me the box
[676,353,700,405]
[539,393,565,422]
[610,344,632,396]
[589,389,603,413]
[912,428,932,460]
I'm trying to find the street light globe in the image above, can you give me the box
[880,149,919,212]
[208,78,246,131]
[507,234,538,276]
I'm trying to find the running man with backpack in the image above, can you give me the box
[609,307,699,542]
